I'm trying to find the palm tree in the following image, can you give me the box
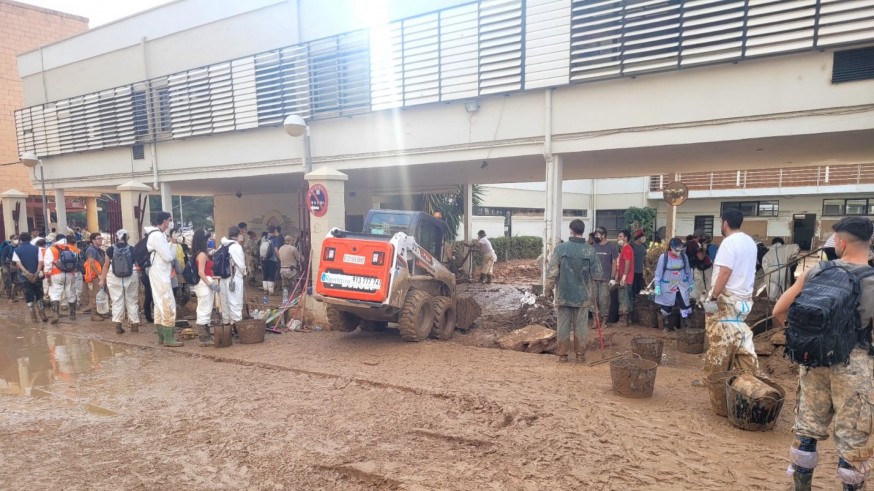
[416,185,484,239]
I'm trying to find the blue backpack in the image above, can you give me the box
[212,245,233,279]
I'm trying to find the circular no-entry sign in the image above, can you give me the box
[308,184,329,217]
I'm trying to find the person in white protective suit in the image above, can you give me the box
[43,234,79,324]
[146,211,182,347]
[219,225,247,330]
[99,229,139,335]
[761,237,800,301]
[191,228,219,346]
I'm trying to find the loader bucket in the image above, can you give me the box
[455,296,482,330]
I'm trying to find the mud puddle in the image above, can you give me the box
[0,324,131,397]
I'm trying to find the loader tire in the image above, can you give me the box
[397,290,434,342]
[360,320,388,332]
[326,306,360,332]
[431,297,456,340]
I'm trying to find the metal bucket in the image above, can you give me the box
[677,328,705,354]
[610,353,658,399]
[706,371,735,417]
[237,319,266,344]
[725,375,785,431]
[631,337,664,365]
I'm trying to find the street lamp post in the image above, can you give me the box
[283,114,311,173]
[19,151,50,233]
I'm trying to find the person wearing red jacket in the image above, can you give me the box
[615,229,635,326]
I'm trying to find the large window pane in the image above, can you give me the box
[758,201,779,217]
[846,199,867,215]
[823,199,845,216]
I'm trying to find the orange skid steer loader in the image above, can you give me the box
[314,210,480,341]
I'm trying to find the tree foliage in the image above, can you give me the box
[415,185,484,239]
[624,206,657,240]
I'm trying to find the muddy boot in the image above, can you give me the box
[197,325,212,347]
[68,302,77,321]
[478,273,486,283]
[28,303,38,322]
[156,326,163,345]
[38,301,48,322]
[161,326,183,347]
[558,355,568,363]
[791,467,813,491]
[91,312,104,322]
[657,312,666,331]
[485,274,492,284]
[130,323,139,333]
[573,337,586,364]
[50,301,60,324]
[680,315,689,329]
[231,324,239,339]
[115,322,125,335]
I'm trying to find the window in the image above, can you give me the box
[694,216,714,236]
[823,199,845,216]
[595,210,627,237]
[132,91,149,139]
[720,201,779,217]
[832,47,874,84]
[823,198,874,216]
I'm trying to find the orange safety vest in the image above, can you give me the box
[48,244,80,276]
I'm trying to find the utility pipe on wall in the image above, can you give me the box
[141,37,160,191]
[541,89,554,288]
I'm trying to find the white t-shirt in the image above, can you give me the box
[478,237,495,256]
[712,231,757,299]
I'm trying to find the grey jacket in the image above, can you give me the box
[544,237,603,308]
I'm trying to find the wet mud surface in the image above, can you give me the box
[0,288,838,490]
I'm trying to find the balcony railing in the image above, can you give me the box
[649,163,874,192]
[16,0,874,159]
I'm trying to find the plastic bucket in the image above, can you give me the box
[610,353,658,399]
[725,374,785,431]
[706,371,735,417]
[631,337,664,365]
[677,328,705,354]
[237,319,266,344]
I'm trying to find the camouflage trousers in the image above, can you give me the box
[591,280,611,320]
[556,306,589,359]
[703,293,758,375]
[794,348,874,467]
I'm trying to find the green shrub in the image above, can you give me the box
[491,236,543,262]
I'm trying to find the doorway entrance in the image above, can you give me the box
[792,214,816,250]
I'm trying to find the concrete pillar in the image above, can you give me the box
[541,155,563,286]
[305,167,348,280]
[463,184,473,242]
[54,189,67,235]
[1,189,29,238]
[85,197,99,233]
[116,180,152,242]
[160,182,172,215]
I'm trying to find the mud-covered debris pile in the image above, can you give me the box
[512,295,556,329]
[758,328,797,378]
[492,259,541,285]
[497,324,556,354]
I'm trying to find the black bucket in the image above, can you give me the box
[725,375,785,431]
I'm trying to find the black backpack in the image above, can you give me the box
[785,262,874,367]
[212,244,233,279]
[54,246,78,273]
[132,230,160,270]
[182,256,199,285]
[111,244,134,278]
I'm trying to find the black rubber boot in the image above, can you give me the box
[68,302,77,321]
[485,274,492,284]
[792,467,813,491]
[115,323,125,334]
[198,325,212,347]
[50,301,60,324]
[38,301,48,322]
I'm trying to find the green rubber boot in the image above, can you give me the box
[161,326,183,347]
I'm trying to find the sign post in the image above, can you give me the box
[662,179,688,240]
[307,183,329,218]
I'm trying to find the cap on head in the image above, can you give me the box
[116,229,129,241]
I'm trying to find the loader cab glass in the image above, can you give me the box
[369,213,412,236]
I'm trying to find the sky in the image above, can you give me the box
[18,0,176,27]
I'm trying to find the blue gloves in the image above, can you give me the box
[654,285,661,296]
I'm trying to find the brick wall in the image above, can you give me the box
[0,1,88,195]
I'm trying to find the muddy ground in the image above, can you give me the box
[0,279,840,490]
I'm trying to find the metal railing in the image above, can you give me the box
[650,163,874,192]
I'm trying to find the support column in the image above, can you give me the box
[160,182,172,215]
[85,197,99,233]
[54,189,67,235]
[305,167,348,281]
[116,180,152,242]
[1,189,29,238]
[463,183,474,278]
[551,155,563,245]
[665,173,678,241]
[541,155,563,287]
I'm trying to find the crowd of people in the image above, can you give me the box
[0,214,304,348]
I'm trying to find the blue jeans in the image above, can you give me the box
[557,306,590,358]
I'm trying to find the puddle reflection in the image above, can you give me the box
[0,326,129,396]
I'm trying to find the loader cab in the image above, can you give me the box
[364,210,449,260]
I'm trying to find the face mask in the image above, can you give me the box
[617,239,625,246]
[593,237,602,244]
[167,221,174,231]
[238,235,245,242]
